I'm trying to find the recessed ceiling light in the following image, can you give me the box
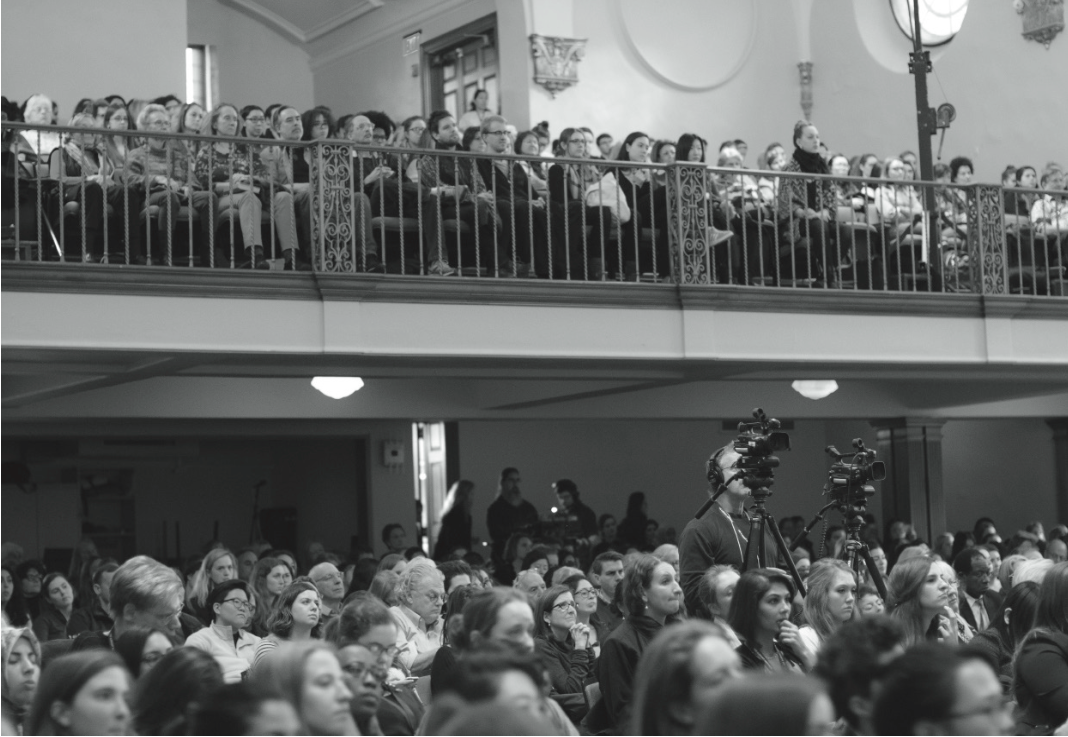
[791,380,838,400]
[311,377,364,399]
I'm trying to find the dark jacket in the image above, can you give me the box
[591,594,624,643]
[535,634,593,695]
[31,601,69,642]
[433,508,471,561]
[476,157,537,203]
[957,589,1002,632]
[1014,629,1068,732]
[596,614,668,732]
[429,645,459,697]
[486,496,539,563]
[67,601,113,637]
[969,627,1013,692]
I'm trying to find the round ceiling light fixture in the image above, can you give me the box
[791,380,839,400]
[311,376,365,399]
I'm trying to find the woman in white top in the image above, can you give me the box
[798,559,857,654]
[456,89,491,133]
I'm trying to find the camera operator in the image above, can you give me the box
[550,479,598,544]
[679,443,785,617]
[486,467,539,567]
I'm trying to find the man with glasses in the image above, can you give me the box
[125,103,216,265]
[476,114,555,277]
[388,558,445,675]
[310,562,346,625]
[953,548,1000,633]
[185,579,261,683]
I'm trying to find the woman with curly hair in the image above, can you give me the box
[253,581,323,669]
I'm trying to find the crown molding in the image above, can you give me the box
[219,0,384,46]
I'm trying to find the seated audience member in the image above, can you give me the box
[500,533,534,586]
[792,549,813,581]
[113,626,173,678]
[369,570,400,607]
[1,627,41,733]
[596,554,682,732]
[101,101,132,170]
[968,580,1039,693]
[522,548,552,579]
[191,681,300,736]
[651,544,680,577]
[887,555,958,646]
[562,574,602,657]
[589,551,625,641]
[2,565,32,627]
[873,643,1012,736]
[253,581,323,669]
[533,585,594,718]
[310,561,346,624]
[932,559,975,642]
[428,584,479,695]
[16,94,62,166]
[329,592,424,734]
[1030,169,1068,237]
[378,553,405,575]
[186,547,238,625]
[513,130,548,197]
[184,579,260,682]
[874,158,924,246]
[174,102,206,158]
[798,559,857,654]
[439,559,475,594]
[72,555,188,651]
[856,584,886,618]
[193,103,300,269]
[697,564,742,645]
[124,104,216,265]
[729,568,813,673]
[1048,536,1068,563]
[953,547,1000,633]
[434,479,476,559]
[388,557,445,675]
[630,620,742,735]
[333,631,388,736]
[514,569,548,607]
[776,120,838,282]
[1013,560,1068,732]
[248,556,294,636]
[476,114,556,278]
[131,646,223,735]
[236,547,258,582]
[697,674,835,737]
[596,133,614,158]
[67,562,117,637]
[261,105,314,270]
[24,650,133,736]
[240,105,269,139]
[251,641,357,736]
[32,572,75,641]
[15,561,46,621]
[591,514,629,558]
[814,615,907,736]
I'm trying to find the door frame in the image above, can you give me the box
[420,13,498,117]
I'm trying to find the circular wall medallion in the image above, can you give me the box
[616,0,757,91]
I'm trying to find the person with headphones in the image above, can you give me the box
[486,467,540,567]
[678,443,786,617]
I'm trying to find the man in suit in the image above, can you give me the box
[953,548,1001,633]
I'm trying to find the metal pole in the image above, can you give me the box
[908,0,939,271]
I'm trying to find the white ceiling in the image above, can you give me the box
[219,0,384,44]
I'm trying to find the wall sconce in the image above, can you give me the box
[311,376,364,399]
[1014,0,1064,48]
[798,61,813,120]
[529,34,587,98]
[792,380,838,400]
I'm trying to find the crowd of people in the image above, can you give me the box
[2,452,1066,736]
[4,92,1065,285]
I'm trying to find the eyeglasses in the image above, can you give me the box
[552,601,576,612]
[945,700,1013,721]
[568,138,587,145]
[22,573,43,583]
[222,598,252,611]
[314,572,343,584]
[342,661,388,681]
[484,130,508,138]
[362,642,399,661]
[246,115,266,123]
[573,589,596,599]
[409,126,426,134]
[418,590,444,603]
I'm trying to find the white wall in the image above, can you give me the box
[0,0,186,118]
[187,0,314,113]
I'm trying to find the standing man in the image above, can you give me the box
[552,479,598,543]
[678,443,783,616]
[953,549,1000,633]
[487,467,539,566]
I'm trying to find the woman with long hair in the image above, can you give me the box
[1,627,41,733]
[798,559,856,653]
[886,555,958,646]
[612,132,664,280]
[101,101,133,171]
[499,532,533,586]
[1014,561,1068,731]
[2,565,32,627]
[24,650,132,736]
[730,568,813,673]
[253,581,323,669]
[248,556,293,636]
[969,580,1039,692]
[132,646,223,736]
[596,554,682,732]
[697,674,834,736]
[630,620,742,735]
[113,626,174,679]
[434,479,475,560]
[186,546,238,625]
[251,641,357,736]
[776,119,838,283]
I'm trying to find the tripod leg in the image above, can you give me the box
[858,544,888,601]
[743,516,762,572]
[766,513,806,598]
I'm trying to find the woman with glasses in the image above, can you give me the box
[253,581,323,670]
[184,579,262,683]
[562,574,601,657]
[241,105,269,139]
[101,101,133,171]
[534,585,594,720]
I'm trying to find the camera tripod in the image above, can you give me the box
[742,480,808,598]
[790,498,887,600]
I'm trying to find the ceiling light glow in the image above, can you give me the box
[791,380,839,400]
[311,376,364,399]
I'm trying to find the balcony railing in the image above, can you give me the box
[3,122,1066,297]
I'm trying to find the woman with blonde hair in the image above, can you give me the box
[798,559,857,653]
[886,555,958,646]
[186,547,238,625]
[251,641,357,736]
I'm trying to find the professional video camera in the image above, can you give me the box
[731,408,791,500]
[824,438,885,508]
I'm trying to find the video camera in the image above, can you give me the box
[824,438,885,508]
[732,408,791,498]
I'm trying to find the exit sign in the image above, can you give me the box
[403,31,421,56]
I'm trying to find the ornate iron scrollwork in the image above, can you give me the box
[1015,0,1064,48]
[310,143,355,273]
[667,163,710,284]
[968,184,1007,294]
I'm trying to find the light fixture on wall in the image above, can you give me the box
[311,376,364,399]
[791,380,838,400]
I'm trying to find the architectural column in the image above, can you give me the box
[869,418,947,544]
[1047,419,1068,523]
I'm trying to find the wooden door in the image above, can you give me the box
[423,17,498,119]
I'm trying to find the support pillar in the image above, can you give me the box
[870,418,947,544]
[1047,419,1068,523]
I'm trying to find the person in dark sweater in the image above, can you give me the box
[1013,561,1068,732]
[594,555,682,733]
[589,552,625,642]
[67,562,118,637]
[969,580,1039,693]
[486,467,539,567]
[534,585,594,699]
[679,443,784,616]
[551,479,598,543]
